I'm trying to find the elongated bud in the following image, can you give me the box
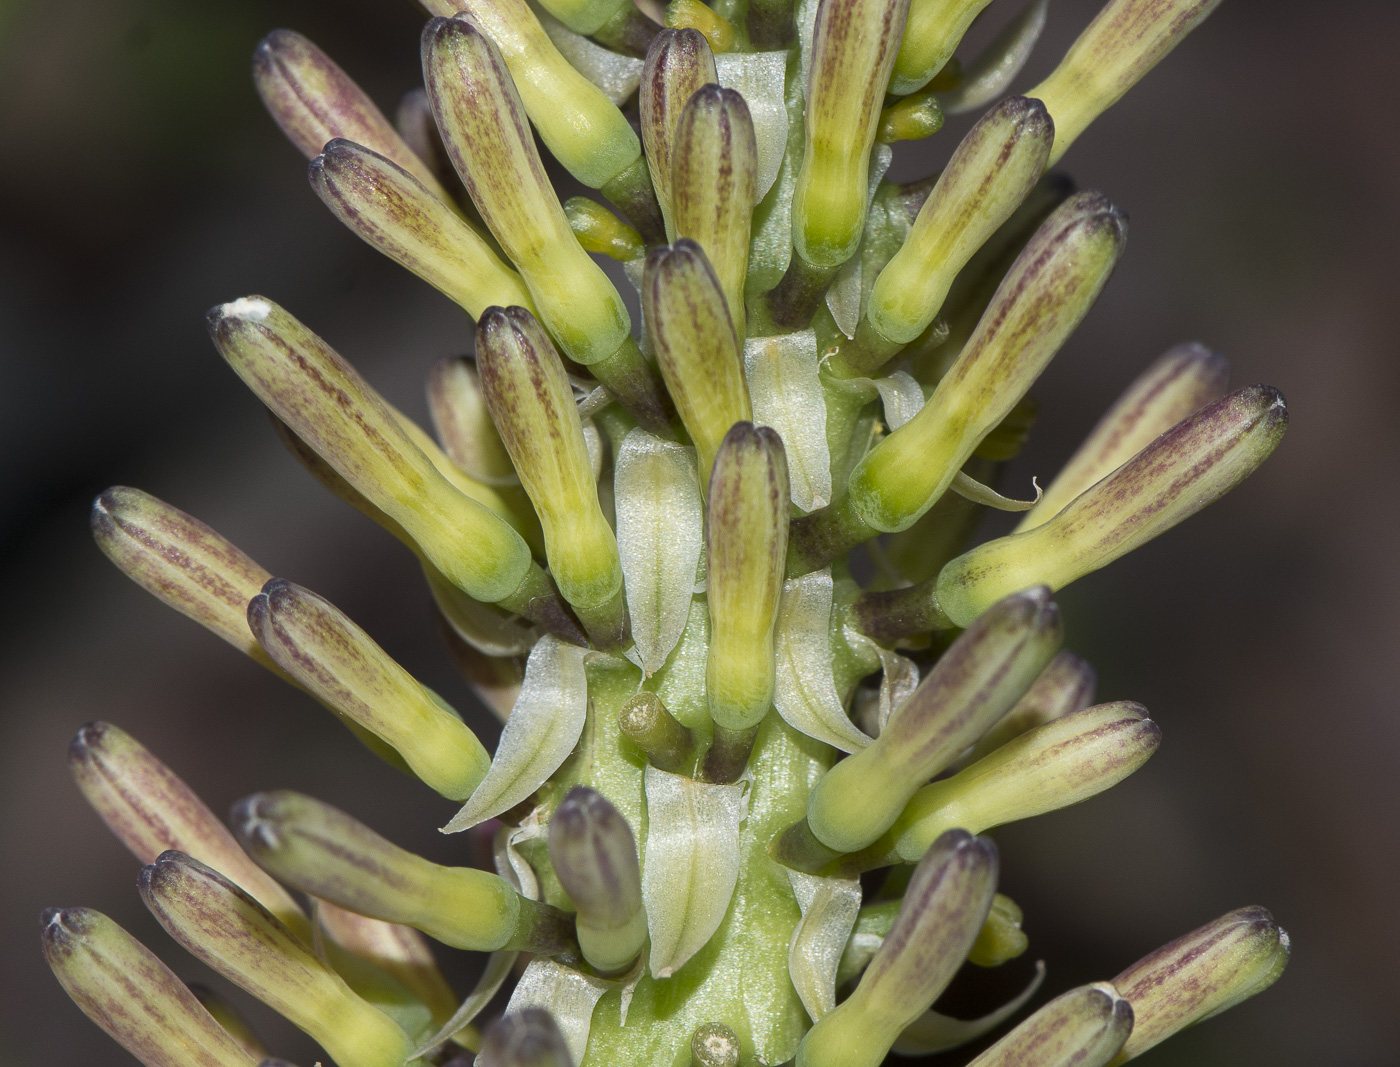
[189,985,269,1060]
[796,831,999,1067]
[252,30,446,197]
[671,85,756,337]
[315,904,459,1025]
[481,1009,573,1067]
[208,296,531,605]
[968,893,1029,967]
[666,0,735,52]
[847,192,1128,534]
[564,197,645,261]
[641,29,717,233]
[937,385,1288,626]
[876,89,945,143]
[422,17,630,365]
[246,579,491,799]
[138,852,413,1067]
[792,0,911,269]
[805,588,1060,853]
[1111,907,1289,1061]
[882,701,1160,863]
[618,691,698,774]
[476,306,627,647]
[427,356,517,485]
[1016,342,1230,531]
[1029,0,1223,165]
[231,791,568,954]
[965,650,1097,764]
[536,0,632,36]
[969,982,1133,1067]
[690,1022,741,1067]
[890,0,993,95]
[68,722,309,939]
[706,423,790,732]
[548,786,647,974]
[862,97,1053,352]
[309,140,532,320]
[42,908,258,1067]
[394,87,457,193]
[643,242,752,481]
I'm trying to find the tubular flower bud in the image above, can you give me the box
[422,17,631,366]
[804,588,1061,854]
[791,0,911,270]
[968,893,1029,967]
[537,0,632,37]
[705,423,790,731]
[481,1009,574,1067]
[878,701,1161,864]
[1111,907,1290,1061]
[965,650,1098,764]
[137,852,414,1067]
[564,197,645,262]
[643,241,753,481]
[671,85,757,337]
[315,903,459,1026]
[889,0,993,95]
[252,30,447,198]
[861,97,1054,353]
[796,831,999,1067]
[875,88,945,144]
[309,139,533,320]
[427,356,517,485]
[641,29,718,235]
[547,786,648,974]
[617,691,698,774]
[936,385,1288,626]
[1016,342,1230,531]
[67,721,309,938]
[207,296,532,606]
[1030,0,1222,165]
[968,982,1134,1067]
[847,192,1128,535]
[246,579,491,800]
[476,306,628,648]
[231,791,570,955]
[666,1,736,53]
[41,908,258,1067]
[690,1023,741,1067]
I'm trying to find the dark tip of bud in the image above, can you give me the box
[68,720,111,763]
[552,785,613,836]
[480,1008,573,1067]
[40,907,90,952]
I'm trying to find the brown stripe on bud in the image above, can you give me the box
[962,649,1098,764]
[137,851,414,1067]
[643,241,752,482]
[641,29,718,234]
[427,356,517,486]
[936,384,1288,626]
[189,985,270,1060]
[967,982,1133,1067]
[480,1008,574,1067]
[705,423,790,732]
[805,587,1061,853]
[671,85,757,338]
[41,907,258,1067]
[309,139,533,320]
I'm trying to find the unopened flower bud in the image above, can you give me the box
[706,423,790,732]
[862,97,1053,353]
[641,29,717,234]
[476,306,628,647]
[252,30,446,198]
[964,650,1097,764]
[41,908,258,1067]
[968,982,1133,1067]
[618,691,698,775]
[805,588,1060,853]
[875,89,945,144]
[792,0,911,270]
[138,852,413,1067]
[208,296,533,606]
[480,1008,574,1067]
[967,893,1028,967]
[564,197,645,261]
[68,721,308,939]
[315,903,459,1026]
[427,356,517,485]
[309,139,533,320]
[671,85,757,337]
[536,0,633,36]
[665,0,735,53]
[394,87,458,194]
[189,985,268,1060]
[643,242,753,481]
[548,786,647,974]
[796,831,999,1067]
[422,17,630,366]
[690,1022,741,1067]
[889,0,993,95]
[231,791,570,955]
[936,385,1288,626]
[1028,0,1223,165]
[246,579,491,799]
[1016,342,1230,530]
[847,192,1127,534]
[881,701,1160,863]
[1111,906,1289,1060]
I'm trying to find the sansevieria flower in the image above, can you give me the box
[47,0,1289,1065]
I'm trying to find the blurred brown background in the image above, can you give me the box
[1,0,1395,1063]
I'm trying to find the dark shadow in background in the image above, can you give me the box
[1,0,1395,1063]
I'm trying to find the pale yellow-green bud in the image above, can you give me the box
[967,893,1029,968]
[315,903,459,1028]
[641,29,718,236]
[665,0,736,53]
[889,0,993,95]
[426,355,517,486]
[564,196,646,262]
[875,88,945,144]
[536,0,633,36]
[963,650,1097,764]
[968,983,1134,1067]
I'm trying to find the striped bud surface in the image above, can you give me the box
[641,29,718,235]
[964,649,1098,764]
[968,982,1134,1067]
[427,355,517,485]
